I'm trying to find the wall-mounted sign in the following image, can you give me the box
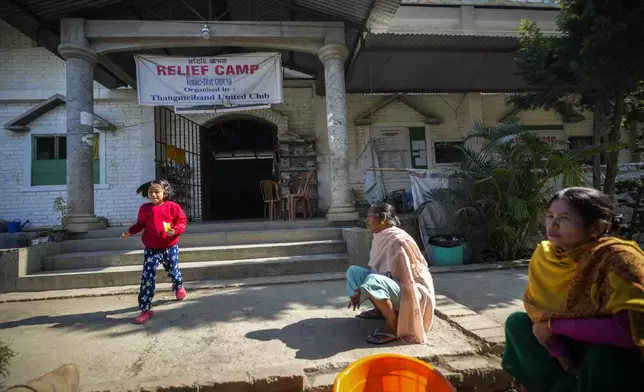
[135,53,283,106]
[510,125,564,144]
[372,128,409,169]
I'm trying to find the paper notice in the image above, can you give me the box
[80,111,93,126]
[414,157,427,167]
[412,140,426,150]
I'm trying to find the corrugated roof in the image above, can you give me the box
[294,0,372,25]
[345,31,524,93]
[365,0,403,29]
[401,0,559,8]
[347,50,524,93]
[14,0,125,23]
[363,33,518,51]
[0,0,402,89]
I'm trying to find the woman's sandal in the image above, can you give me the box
[356,308,384,319]
[365,327,397,345]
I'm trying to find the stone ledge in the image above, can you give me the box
[4,364,80,392]
[0,272,346,303]
[117,367,305,392]
[431,260,529,275]
[305,354,513,392]
[434,295,506,354]
[0,260,530,302]
[8,356,513,392]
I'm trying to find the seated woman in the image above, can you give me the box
[346,203,436,345]
[502,187,644,392]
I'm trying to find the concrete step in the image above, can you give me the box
[43,240,347,271]
[24,253,350,291]
[61,227,343,253]
[0,272,347,302]
[73,218,330,240]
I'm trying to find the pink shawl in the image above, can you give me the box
[369,226,436,344]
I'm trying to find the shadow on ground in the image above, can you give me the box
[245,316,398,360]
[433,268,528,323]
[0,281,359,336]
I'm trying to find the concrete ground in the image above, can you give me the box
[433,268,528,324]
[0,280,484,391]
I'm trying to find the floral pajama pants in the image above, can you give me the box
[138,245,183,311]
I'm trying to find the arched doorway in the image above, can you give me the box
[201,117,278,221]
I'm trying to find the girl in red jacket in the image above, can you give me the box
[121,179,188,324]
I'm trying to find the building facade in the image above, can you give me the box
[0,2,635,229]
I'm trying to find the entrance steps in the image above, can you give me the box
[19,219,352,292]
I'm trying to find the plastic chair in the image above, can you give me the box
[259,180,283,220]
[333,354,455,392]
[285,171,314,220]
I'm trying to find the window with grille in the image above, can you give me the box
[434,141,464,164]
[31,135,100,186]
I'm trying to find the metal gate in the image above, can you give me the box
[154,107,203,221]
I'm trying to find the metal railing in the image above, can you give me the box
[154,107,203,221]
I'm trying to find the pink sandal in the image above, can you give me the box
[176,286,187,301]
[133,310,153,324]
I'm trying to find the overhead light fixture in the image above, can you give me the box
[200,24,211,39]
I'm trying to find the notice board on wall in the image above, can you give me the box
[370,127,411,193]
[371,128,409,169]
[408,127,428,169]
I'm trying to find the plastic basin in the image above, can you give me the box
[332,354,455,392]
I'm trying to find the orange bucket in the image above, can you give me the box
[332,354,455,392]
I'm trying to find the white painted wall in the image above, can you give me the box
[342,93,634,200]
[0,20,154,228]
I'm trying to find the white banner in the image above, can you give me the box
[135,53,283,106]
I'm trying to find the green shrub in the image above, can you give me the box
[419,122,616,262]
[0,341,16,388]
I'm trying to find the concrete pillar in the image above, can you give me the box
[458,93,484,151]
[318,44,359,223]
[57,42,103,233]
[314,96,332,213]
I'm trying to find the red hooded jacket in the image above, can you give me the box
[128,201,187,249]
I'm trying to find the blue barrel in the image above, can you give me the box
[429,235,465,266]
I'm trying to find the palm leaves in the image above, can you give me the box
[420,121,618,261]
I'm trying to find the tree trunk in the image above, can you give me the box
[627,184,644,240]
[592,97,603,189]
[603,91,625,197]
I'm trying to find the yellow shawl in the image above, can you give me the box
[369,227,436,344]
[524,237,644,349]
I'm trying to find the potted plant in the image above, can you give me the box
[418,121,618,263]
[50,196,67,242]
